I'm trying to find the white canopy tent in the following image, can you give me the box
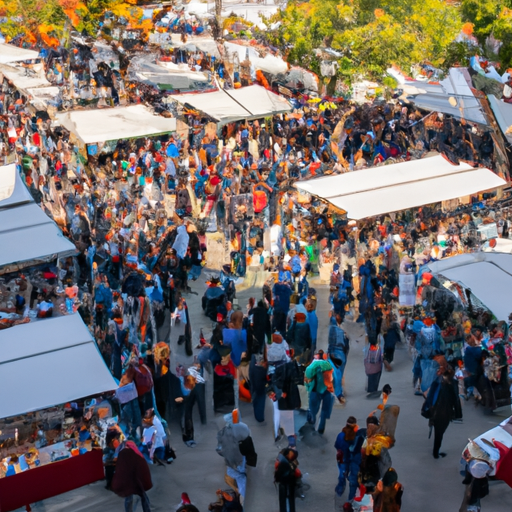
[0,163,76,273]
[427,252,512,321]
[0,315,117,419]
[171,85,291,124]
[294,155,507,219]
[56,105,176,145]
[0,43,39,64]
[0,62,51,92]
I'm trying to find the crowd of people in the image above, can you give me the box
[2,8,512,511]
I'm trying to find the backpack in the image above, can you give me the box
[134,364,153,396]
[253,189,268,213]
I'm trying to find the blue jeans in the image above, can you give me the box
[125,492,151,512]
[336,459,360,499]
[122,398,142,439]
[308,390,334,433]
[226,459,246,499]
[252,393,266,423]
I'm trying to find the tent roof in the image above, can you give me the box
[427,252,512,321]
[171,85,291,124]
[55,105,176,145]
[0,315,117,419]
[488,94,512,145]
[294,155,506,219]
[0,163,34,208]
[0,43,39,64]
[404,68,487,125]
[0,62,51,92]
[0,163,76,272]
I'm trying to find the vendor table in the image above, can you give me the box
[0,449,104,512]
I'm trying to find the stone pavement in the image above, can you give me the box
[14,271,512,511]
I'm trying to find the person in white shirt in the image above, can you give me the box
[142,410,166,464]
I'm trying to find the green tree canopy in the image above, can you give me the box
[266,0,463,82]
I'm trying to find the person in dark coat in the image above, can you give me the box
[274,447,301,512]
[424,368,462,458]
[111,441,153,512]
[287,312,312,363]
[250,300,271,354]
[249,354,268,423]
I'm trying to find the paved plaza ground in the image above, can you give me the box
[15,272,512,512]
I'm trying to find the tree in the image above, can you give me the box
[266,0,463,83]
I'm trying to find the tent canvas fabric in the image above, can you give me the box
[171,85,291,124]
[0,163,76,273]
[0,43,39,64]
[0,315,117,419]
[488,94,512,145]
[56,105,177,145]
[404,68,487,125]
[294,155,506,219]
[427,252,512,322]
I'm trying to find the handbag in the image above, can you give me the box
[115,381,138,404]
[421,382,441,419]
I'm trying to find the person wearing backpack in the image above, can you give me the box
[133,359,154,418]
[334,416,365,499]
[364,338,383,395]
[328,313,349,403]
[274,447,301,512]
[305,350,334,434]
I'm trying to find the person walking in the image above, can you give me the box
[274,447,301,512]
[334,416,365,499]
[423,367,462,458]
[364,338,383,395]
[249,353,268,423]
[111,441,153,512]
[305,350,334,434]
[382,313,401,371]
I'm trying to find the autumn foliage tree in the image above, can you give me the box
[265,0,463,81]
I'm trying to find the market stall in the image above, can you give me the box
[0,43,39,64]
[171,84,292,124]
[0,163,77,275]
[55,104,177,149]
[294,154,507,219]
[0,314,118,512]
[427,252,512,322]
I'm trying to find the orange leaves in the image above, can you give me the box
[40,32,60,47]
[64,8,80,27]
[374,8,385,18]
[461,22,474,35]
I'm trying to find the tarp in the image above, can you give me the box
[0,163,33,207]
[488,94,512,145]
[427,252,512,321]
[404,68,487,125]
[0,315,117,419]
[171,85,291,124]
[0,163,76,273]
[294,155,506,219]
[56,105,176,145]
[0,43,39,64]
[0,62,51,93]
